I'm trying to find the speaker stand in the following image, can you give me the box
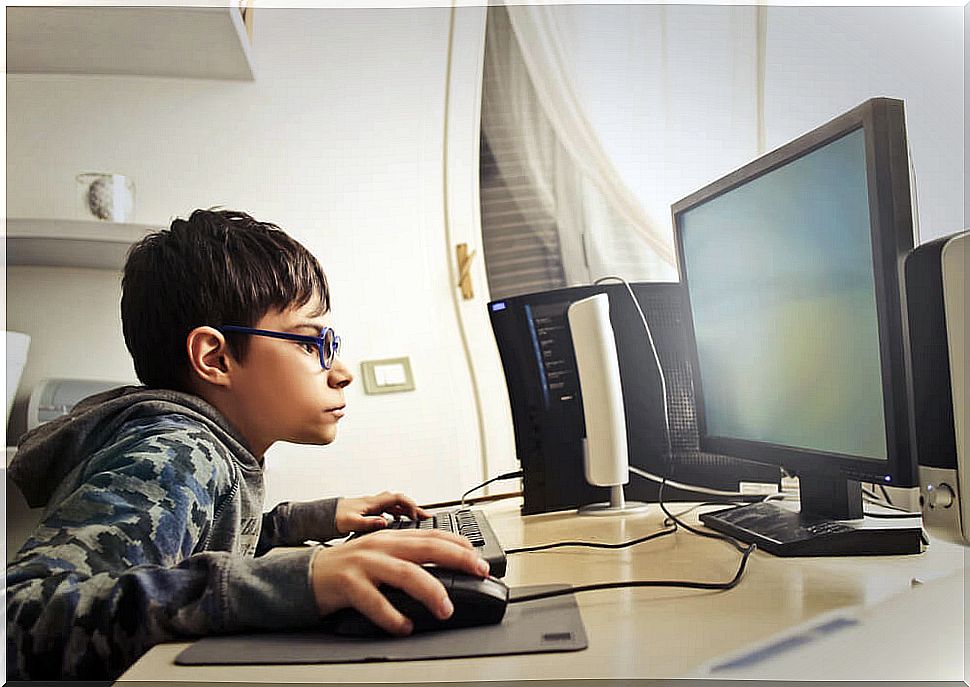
[579,485,649,516]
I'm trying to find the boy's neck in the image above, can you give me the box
[191,383,269,462]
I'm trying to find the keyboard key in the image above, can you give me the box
[352,509,506,577]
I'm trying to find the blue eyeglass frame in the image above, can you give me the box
[218,325,341,370]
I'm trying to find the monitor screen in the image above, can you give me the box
[672,98,917,533]
[678,127,887,462]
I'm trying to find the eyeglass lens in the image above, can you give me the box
[321,329,339,368]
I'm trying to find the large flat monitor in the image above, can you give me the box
[672,98,920,555]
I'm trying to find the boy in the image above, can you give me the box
[6,209,489,680]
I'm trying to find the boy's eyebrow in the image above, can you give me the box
[291,322,325,334]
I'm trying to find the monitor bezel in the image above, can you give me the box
[672,97,917,488]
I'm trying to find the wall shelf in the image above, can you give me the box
[5,218,157,270]
[6,5,254,81]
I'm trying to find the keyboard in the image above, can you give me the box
[699,502,923,556]
[353,509,507,577]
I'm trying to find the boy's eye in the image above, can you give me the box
[299,342,317,355]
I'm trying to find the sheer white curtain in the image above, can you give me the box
[492,3,762,284]
[481,9,589,285]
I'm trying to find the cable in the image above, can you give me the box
[862,488,917,514]
[459,470,523,509]
[505,495,780,555]
[506,525,676,555]
[421,491,522,511]
[629,465,765,499]
[510,542,755,604]
[878,483,896,507]
[863,511,923,520]
[511,276,755,604]
[907,136,921,245]
[593,275,758,564]
[593,277,769,501]
[439,4,490,496]
[593,276,673,467]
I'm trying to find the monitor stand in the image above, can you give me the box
[699,476,923,556]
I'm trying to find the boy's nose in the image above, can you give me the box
[329,357,353,389]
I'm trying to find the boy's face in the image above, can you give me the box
[227,296,353,455]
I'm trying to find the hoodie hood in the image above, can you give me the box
[9,385,259,508]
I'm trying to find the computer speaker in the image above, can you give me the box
[567,293,647,515]
[906,230,968,544]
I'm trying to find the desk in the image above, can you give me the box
[121,498,967,682]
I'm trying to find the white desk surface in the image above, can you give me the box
[120,498,967,683]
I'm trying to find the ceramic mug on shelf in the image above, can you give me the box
[76,173,135,222]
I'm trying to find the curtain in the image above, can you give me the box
[489,3,762,284]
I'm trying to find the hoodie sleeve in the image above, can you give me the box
[256,498,342,555]
[5,424,324,680]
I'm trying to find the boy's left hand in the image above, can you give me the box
[336,491,430,534]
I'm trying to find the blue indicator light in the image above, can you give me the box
[491,302,507,312]
[884,475,892,482]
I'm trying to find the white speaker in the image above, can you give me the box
[567,294,647,515]
[906,230,968,544]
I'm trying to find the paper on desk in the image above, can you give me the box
[691,569,966,681]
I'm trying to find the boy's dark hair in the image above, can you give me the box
[122,209,329,392]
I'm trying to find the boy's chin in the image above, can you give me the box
[289,428,338,446]
[314,428,339,445]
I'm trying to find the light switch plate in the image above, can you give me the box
[360,357,415,395]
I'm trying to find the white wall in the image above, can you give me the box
[560,4,762,240]
[5,5,964,511]
[764,5,964,242]
[5,7,502,508]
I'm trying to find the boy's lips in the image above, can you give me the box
[325,405,346,418]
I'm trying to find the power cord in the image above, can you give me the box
[593,276,672,466]
[510,538,755,604]
[505,526,676,555]
[628,465,768,499]
[505,277,758,605]
[594,275,754,553]
[459,470,523,509]
[506,496,785,555]
[421,491,523,511]
[862,486,921,517]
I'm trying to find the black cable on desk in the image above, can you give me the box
[510,276,757,607]
[651,478,755,555]
[510,542,755,604]
[510,480,756,605]
[459,470,523,509]
[506,525,676,554]
[863,510,923,519]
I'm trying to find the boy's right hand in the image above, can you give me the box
[309,529,490,636]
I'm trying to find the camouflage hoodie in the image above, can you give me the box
[6,386,340,680]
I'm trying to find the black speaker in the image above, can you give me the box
[906,230,968,544]
[488,282,781,515]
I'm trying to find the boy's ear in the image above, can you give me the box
[186,326,235,388]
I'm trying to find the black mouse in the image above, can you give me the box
[324,567,509,637]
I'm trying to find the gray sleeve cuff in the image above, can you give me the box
[223,547,323,631]
[261,497,341,548]
[281,497,341,543]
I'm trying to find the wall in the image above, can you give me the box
[5,5,964,511]
[763,5,964,242]
[5,7,501,508]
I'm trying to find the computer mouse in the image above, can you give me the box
[323,567,509,637]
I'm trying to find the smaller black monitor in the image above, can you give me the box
[672,98,921,555]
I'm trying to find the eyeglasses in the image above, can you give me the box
[218,325,342,371]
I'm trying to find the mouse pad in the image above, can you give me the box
[175,585,586,665]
